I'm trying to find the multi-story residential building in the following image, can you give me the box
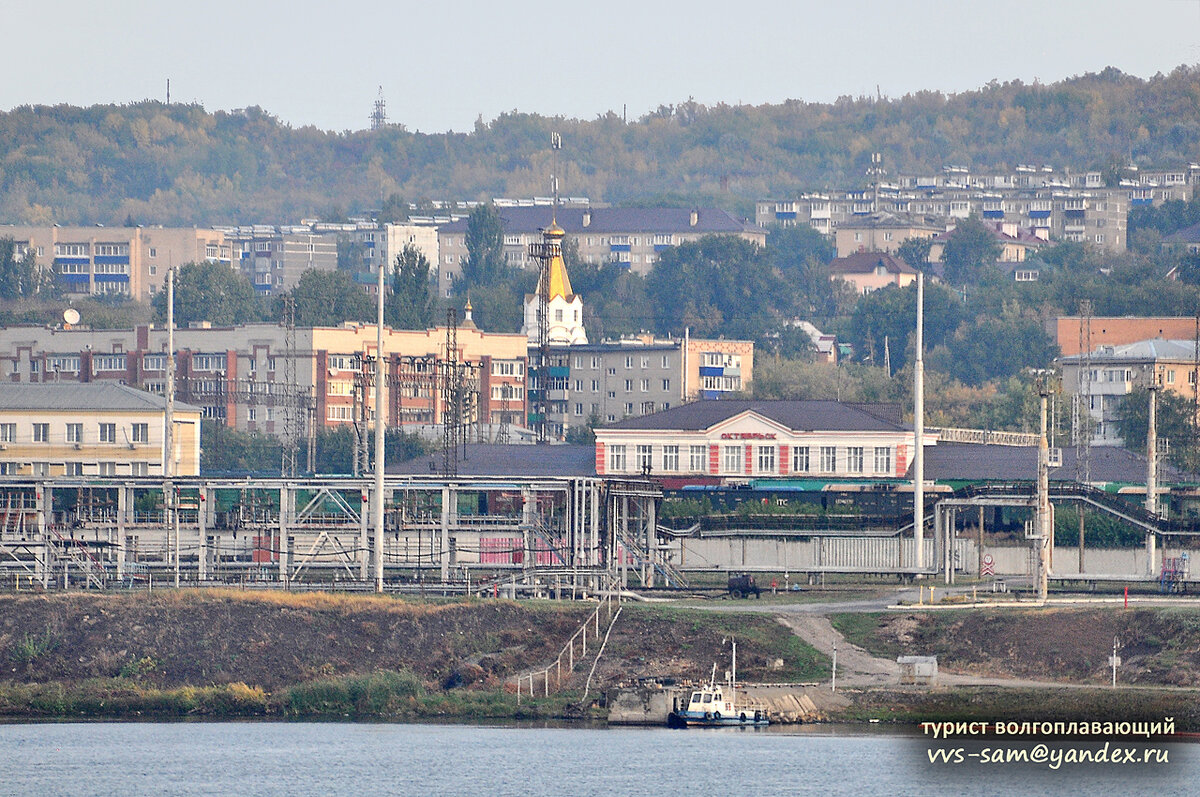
[221,226,339,296]
[833,212,944,258]
[1059,339,1198,446]
[0,383,201,477]
[437,206,764,298]
[828,252,920,294]
[0,320,528,438]
[754,164,1181,253]
[537,336,753,438]
[0,225,232,301]
[1051,316,1200,357]
[594,400,921,480]
[310,220,441,294]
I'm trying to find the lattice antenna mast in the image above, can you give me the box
[1076,300,1093,485]
[282,296,300,477]
[370,86,387,131]
[442,308,460,477]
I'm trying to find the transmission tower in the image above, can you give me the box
[442,309,460,477]
[1076,300,1093,484]
[281,296,301,476]
[370,86,387,131]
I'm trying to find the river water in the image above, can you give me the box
[0,722,1192,796]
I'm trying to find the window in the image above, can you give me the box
[847,446,864,474]
[65,462,84,476]
[32,462,50,477]
[608,445,626,471]
[723,445,742,473]
[97,423,117,444]
[624,380,633,391]
[640,379,649,392]
[247,408,257,423]
[636,445,653,471]
[662,445,680,471]
[624,356,633,369]
[607,391,616,399]
[32,423,49,443]
[1167,370,1176,384]
[792,446,810,473]
[149,248,158,258]
[66,423,82,443]
[591,356,600,369]
[574,403,584,416]
[265,408,275,421]
[819,446,836,473]
[94,354,126,372]
[640,357,649,369]
[0,423,14,443]
[591,380,599,392]
[574,356,584,369]
[662,379,670,391]
[874,446,892,473]
[757,445,776,474]
[131,463,149,478]
[662,355,670,368]
[690,445,707,472]
[98,462,116,476]
[192,354,227,372]
[327,406,353,421]
[624,402,634,414]
[132,423,149,444]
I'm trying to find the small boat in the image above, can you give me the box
[667,641,769,728]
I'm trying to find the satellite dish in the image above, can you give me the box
[63,308,81,325]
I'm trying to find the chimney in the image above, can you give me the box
[689,209,698,227]
[582,209,592,228]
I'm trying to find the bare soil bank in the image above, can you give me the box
[0,591,825,719]
[832,607,1200,686]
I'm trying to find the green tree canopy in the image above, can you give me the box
[459,203,506,288]
[841,281,965,372]
[0,236,53,299]
[386,245,434,330]
[1116,386,1200,472]
[647,235,788,340]
[940,214,1003,285]
[895,236,934,272]
[279,268,374,327]
[152,262,263,326]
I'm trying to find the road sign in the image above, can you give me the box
[1108,655,1121,667]
[981,553,995,576]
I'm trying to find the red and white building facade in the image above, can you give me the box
[594,400,928,480]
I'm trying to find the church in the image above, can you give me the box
[520,221,588,346]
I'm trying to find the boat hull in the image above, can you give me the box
[667,710,769,728]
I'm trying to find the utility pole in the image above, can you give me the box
[374,255,386,594]
[913,271,925,572]
[166,264,178,588]
[1037,385,1051,603]
[1147,379,1160,576]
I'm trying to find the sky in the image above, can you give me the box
[4,0,1200,133]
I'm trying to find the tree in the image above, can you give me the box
[459,203,507,287]
[152,262,263,326]
[895,236,934,272]
[279,269,373,327]
[0,237,50,299]
[386,245,434,330]
[378,193,409,224]
[1115,386,1199,472]
[941,214,1003,285]
[647,235,788,340]
[842,281,964,371]
[336,235,366,272]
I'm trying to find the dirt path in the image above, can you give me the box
[776,614,898,686]
[777,613,1103,689]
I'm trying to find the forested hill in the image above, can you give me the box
[3,65,1199,227]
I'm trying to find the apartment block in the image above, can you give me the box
[0,225,232,301]
[437,206,764,298]
[536,336,753,438]
[0,321,528,437]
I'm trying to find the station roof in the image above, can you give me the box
[389,443,596,478]
[0,383,202,413]
[602,400,906,433]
